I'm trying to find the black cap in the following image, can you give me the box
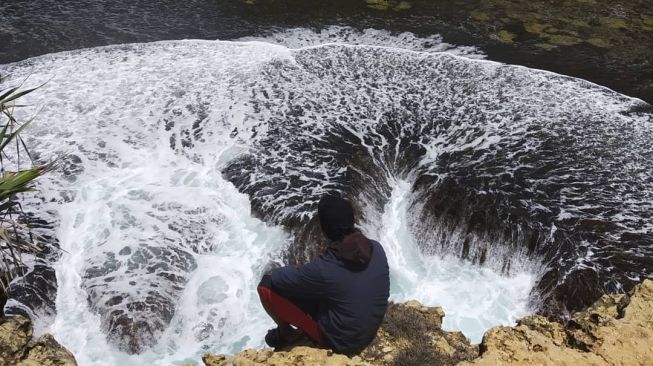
[318,195,355,241]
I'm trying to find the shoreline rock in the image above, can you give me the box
[0,316,77,366]
[1,279,650,366]
[463,278,653,366]
[205,279,653,366]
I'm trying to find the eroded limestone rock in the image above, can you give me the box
[0,316,32,365]
[204,279,653,366]
[0,316,76,366]
[461,279,653,366]
[203,347,372,366]
[362,302,477,365]
[204,301,477,366]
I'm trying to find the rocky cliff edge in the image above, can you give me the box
[205,279,653,366]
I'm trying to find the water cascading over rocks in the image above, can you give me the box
[0,34,651,359]
[222,45,653,317]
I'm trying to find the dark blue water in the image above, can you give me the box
[0,0,251,63]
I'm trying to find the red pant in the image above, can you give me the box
[257,285,323,343]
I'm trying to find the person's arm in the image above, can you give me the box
[269,258,328,299]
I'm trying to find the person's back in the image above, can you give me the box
[257,195,390,354]
[314,237,389,353]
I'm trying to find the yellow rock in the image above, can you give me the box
[206,346,374,366]
[536,43,557,50]
[524,23,548,34]
[587,38,610,48]
[547,34,582,46]
[203,354,226,366]
[459,279,653,366]
[433,336,454,356]
[600,17,628,29]
[0,317,76,366]
[492,30,517,44]
[206,302,477,365]
[393,1,411,11]
[204,280,653,366]
[571,19,590,27]
[403,299,423,308]
[16,334,77,366]
[365,0,389,11]
[0,316,32,364]
[642,15,653,27]
[470,11,490,22]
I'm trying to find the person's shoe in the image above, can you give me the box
[265,327,304,349]
[265,327,291,349]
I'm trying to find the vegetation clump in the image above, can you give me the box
[0,75,54,311]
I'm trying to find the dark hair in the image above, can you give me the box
[318,195,355,241]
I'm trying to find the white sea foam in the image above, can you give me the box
[1,40,296,365]
[369,180,534,342]
[1,26,650,366]
[236,26,485,58]
[50,175,289,365]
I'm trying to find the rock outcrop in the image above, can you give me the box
[205,279,653,366]
[204,300,478,366]
[462,278,653,366]
[0,316,77,366]
[203,347,373,366]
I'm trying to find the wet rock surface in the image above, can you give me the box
[221,42,653,318]
[2,213,61,329]
[420,0,653,103]
[0,316,77,366]
[83,244,198,354]
[204,279,653,366]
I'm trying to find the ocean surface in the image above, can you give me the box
[1,9,652,366]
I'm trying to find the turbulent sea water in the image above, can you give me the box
[1,27,652,365]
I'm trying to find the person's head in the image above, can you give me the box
[318,195,355,241]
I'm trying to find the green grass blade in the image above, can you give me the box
[0,87,19,103]
[0,123,9,148]
[0,117,34,152]
[0,169,43,201]
[0,87,38,104]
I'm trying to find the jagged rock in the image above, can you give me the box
[0,316,32,364]
[0,316,77,366]
[460,278,653,366]
[16,334,77,366]
[204,301,477,366]
[204,279,653,366]
[203,346,372,366]
[362,302,477,365]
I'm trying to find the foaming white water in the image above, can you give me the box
[237,26,485,58]
[3,26,647,365]
[1,40,296,365]
[49,147,289,366]
[372,180,534,343]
